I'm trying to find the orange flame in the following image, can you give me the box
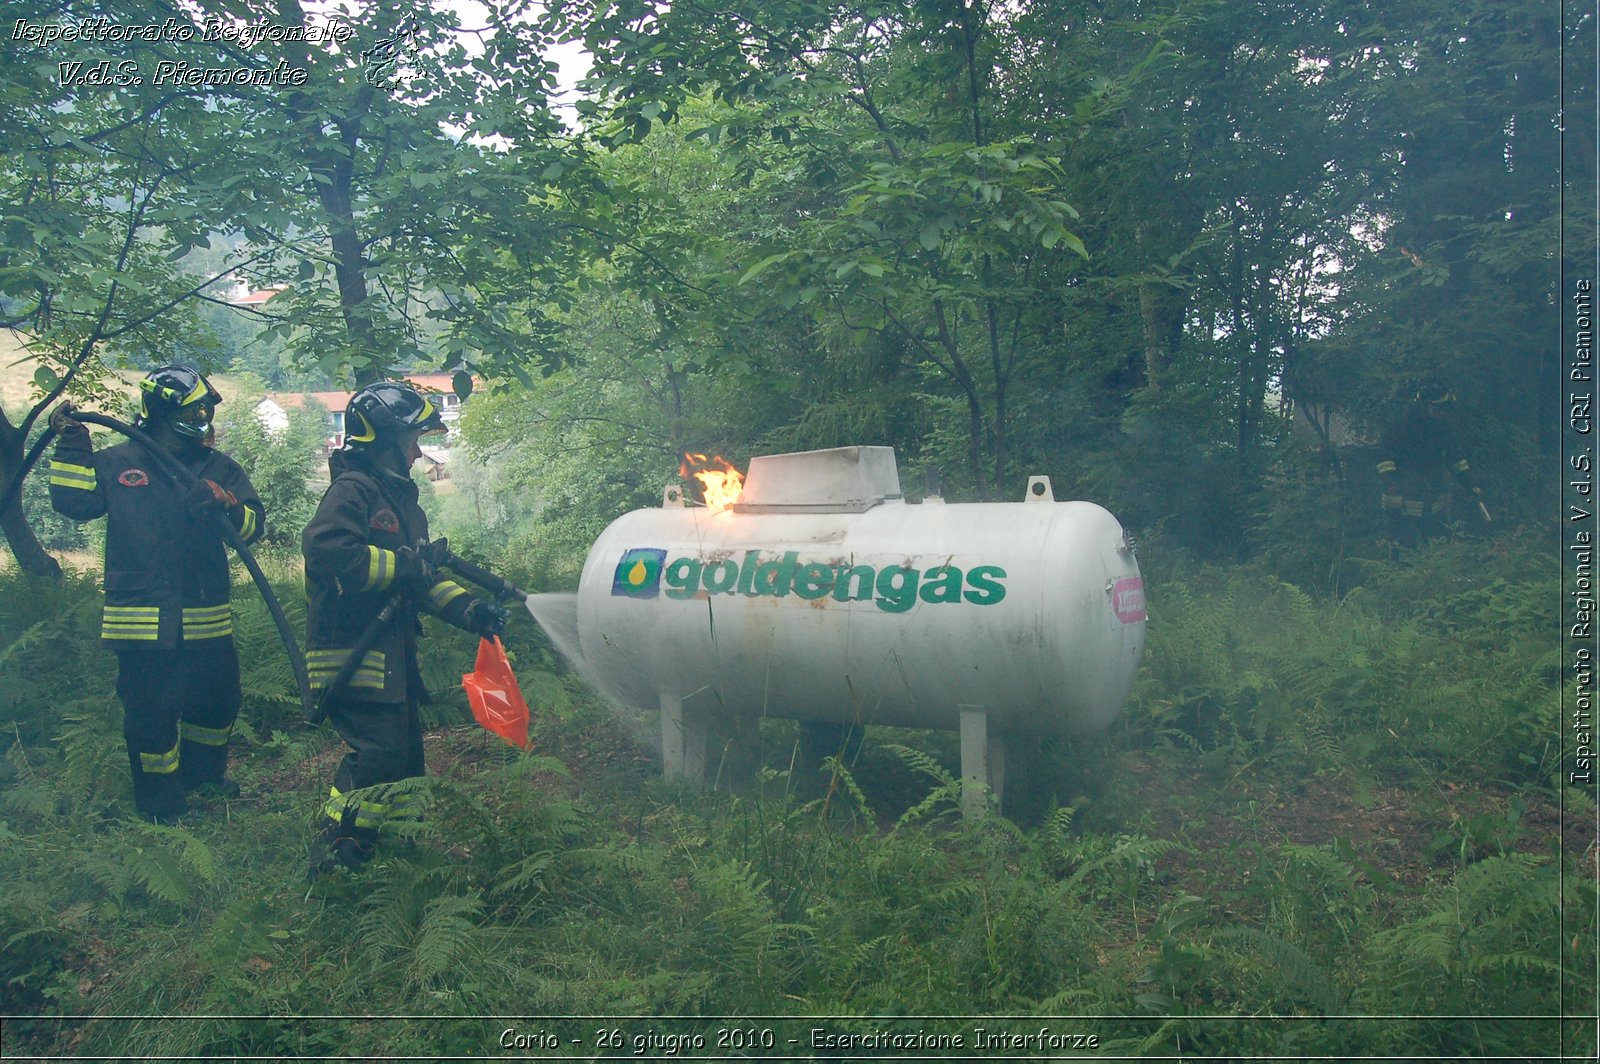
[680,452,745,511]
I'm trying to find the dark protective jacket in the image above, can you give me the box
[1374,406,1477,518]
[49,435,264,647]
[301,449,479,704]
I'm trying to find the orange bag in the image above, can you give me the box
[461,637,530,749]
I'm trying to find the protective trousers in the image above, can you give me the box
[321,697,426,855]
[1385,494,1449,549]
[113,642,241,821]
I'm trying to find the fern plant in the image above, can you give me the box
[1360,853,1562,1015]
[1211,925,1346,1014]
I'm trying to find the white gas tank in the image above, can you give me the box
[575,447,1145,737]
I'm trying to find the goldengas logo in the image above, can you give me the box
[612,548,667,598]
[610,548,1007,613]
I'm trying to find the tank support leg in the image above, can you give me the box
[959,707,1006,817]
[660,692,708,785]
[990,733,1008,810]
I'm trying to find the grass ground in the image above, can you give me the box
[7,689,1589,1059]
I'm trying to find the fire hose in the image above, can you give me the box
[432,540,531,602]
[0,408,316,722]
[305,538,529,725]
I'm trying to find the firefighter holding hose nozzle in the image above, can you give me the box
[303,381,508,877]
[1375,379,1491,558]
[48,365,265,825]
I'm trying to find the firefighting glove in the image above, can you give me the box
[418,536,450,567]
[49,404,90,448]
[463,599,509,639]
[393,545,436,593]
[1473,486,1493,523]
[187,478,238,519]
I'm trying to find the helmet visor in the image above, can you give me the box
[171,400,214,439]
[414,395,446,436]
[404,423,444,458]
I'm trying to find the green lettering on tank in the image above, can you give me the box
[833,564,875,603]
[919,565,963,604]
[963,564,1007,605]
[874,565,918,613]
[793,562,835,600]
[651,551,1009,610]
[703,559,738,593]
[750,551,801,597]
[663,556,703,599]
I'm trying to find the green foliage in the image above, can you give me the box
[213,395,324,549]
[230,567,306,737]
[0,567,111,746]
[0,0,1568,573]
[1212,925,1345,1014]
[1352,851,1580,1062]
[1129,534,1558,788]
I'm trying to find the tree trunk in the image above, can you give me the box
[328,196,378,384]
[1230,205,1253,479]
[1135,217,1188,393]
[320,98,379,386]
[987,296,1007,492]
[933,300,988,499]
[0,413,63,579]
[965,391,988,500]
[280,0,379,385]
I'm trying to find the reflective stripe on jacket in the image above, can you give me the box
[301,453,476,704]
[49,437,264,648]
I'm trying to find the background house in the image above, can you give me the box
[226,283,286,308]
[253,374,477,475]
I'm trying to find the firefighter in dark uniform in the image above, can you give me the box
[1375,380,1488,553]
[49,365,265,824]
[303,381,507,875]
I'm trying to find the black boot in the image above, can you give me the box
[307,823,340,881]
[185,777,242,800]
[307,823,376,880]
[333,836,375,868]
[143,803,189,827]
[133,770,188,826]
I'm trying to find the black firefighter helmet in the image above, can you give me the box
[342,381,446,454]
[138,364,222,440]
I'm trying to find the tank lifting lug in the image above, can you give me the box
[1024,475,1054,502]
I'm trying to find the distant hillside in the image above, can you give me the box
[0,332,138,418]
[0,332,246,419]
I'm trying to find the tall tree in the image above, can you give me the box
[0,0,297,575]
[0,0,597,573]
[1294,0,1568,519]
[548,0,1091,498]
[200,0,592,386]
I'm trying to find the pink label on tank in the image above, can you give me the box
[1112,577,1146,624]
